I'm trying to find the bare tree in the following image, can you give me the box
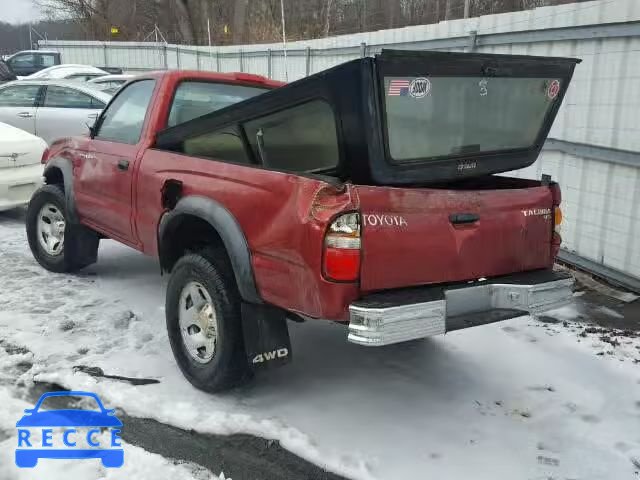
[34,0,587,46]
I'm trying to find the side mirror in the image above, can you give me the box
[86,123,96,138]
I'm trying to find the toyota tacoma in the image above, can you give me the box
[27,51,580,392]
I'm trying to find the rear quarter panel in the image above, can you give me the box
[135,150,359,320]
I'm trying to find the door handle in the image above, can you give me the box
[17,112,33,118]
[450,213,480,225]
[117,159,129,171]
[88,113,99,119]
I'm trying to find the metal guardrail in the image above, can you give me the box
[544,139,640,168]
[558,250,640,293]
[544,139,640,293]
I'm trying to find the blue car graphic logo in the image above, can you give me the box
[15,391,123,468]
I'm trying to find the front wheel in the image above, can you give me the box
[26,184,99,273]
[166,249,249,392]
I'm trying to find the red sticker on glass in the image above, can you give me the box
[547,80,560,100]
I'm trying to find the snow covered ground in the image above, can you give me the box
[0,210,639,480]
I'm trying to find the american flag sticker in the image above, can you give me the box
[388,79,410,97]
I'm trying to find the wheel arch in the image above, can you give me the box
[158,196,262,304]
[43,157,78,223]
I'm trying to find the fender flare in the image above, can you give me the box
[158,196,263,304]
[43,157,79,223]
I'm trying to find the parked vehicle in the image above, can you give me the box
[0,60,17,84]
[0,122,46,211]
[4,50,118,78]
[0,80,111,144]
[26,51,580,393]
[23,64,108,81]
[4,50,61,77]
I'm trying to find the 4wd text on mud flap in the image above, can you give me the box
[252,348,289,364]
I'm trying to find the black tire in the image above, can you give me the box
[166,248,248,392]
[26,184,99,273]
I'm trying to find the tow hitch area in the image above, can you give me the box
[348,270,574,346]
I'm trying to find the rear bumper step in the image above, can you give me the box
[348,269,574,346]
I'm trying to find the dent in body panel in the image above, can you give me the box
[137,149,359,319]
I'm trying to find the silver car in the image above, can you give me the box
[0,80,112,144]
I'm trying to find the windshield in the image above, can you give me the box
[383,76,560,163]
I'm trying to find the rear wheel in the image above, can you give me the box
[166,249,249,392]
[26,184,99,273]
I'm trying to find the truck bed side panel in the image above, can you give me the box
[136,150,359,320]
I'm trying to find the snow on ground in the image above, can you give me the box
[1,213,639,480]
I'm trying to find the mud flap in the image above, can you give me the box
[68,224,99,268]
[241,303,292,369]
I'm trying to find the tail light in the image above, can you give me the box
[323,212,361,282]
[554,206,563,233]
[550,183,562,258]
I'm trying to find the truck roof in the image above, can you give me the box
[142,70,285,89]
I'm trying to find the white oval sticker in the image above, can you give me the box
[409,77,431,98]
[547,79,561,100]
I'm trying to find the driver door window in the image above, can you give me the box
[0,84,40,134]
[0,85,40,107]
[43,86,97,109]
[9,53,36,68]
[96,79,155,144]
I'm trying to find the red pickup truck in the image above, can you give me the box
[27,51,578,392]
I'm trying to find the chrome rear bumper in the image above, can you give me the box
[348,270,574,346]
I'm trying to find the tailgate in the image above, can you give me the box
[356,182,554,292]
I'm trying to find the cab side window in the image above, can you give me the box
[44,86,98,109]
[39,53,57,67]
[96,80,155,144]
[243,100,339,173]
